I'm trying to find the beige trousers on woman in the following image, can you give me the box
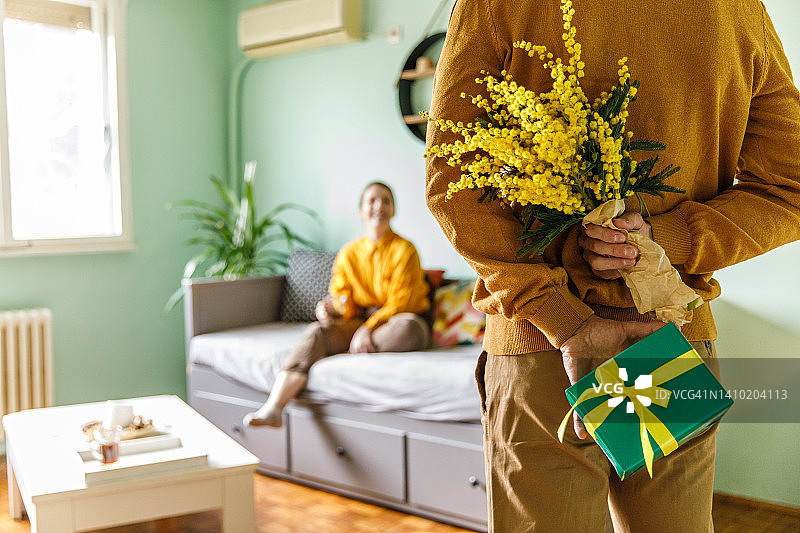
[476,341,720,533]
[282,313,431,374]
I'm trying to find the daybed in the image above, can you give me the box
[182,252,489,531]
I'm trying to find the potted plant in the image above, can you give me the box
[165,161,320,312]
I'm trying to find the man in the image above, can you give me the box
[425,0,800,531]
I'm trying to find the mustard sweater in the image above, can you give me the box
[329,230,430,330]
[426,0,800,354]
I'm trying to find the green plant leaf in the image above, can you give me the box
[208,175,239,210]
[515,204,582,256]
[166,172,322,313]
[182,249,216,278]
[168,199,230,222]
[629,140,666,152]
[264,202,323,223]
[162,286,185,315]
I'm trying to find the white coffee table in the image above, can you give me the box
[3,395,259,532]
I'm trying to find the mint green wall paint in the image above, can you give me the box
[228,0,800,507]
[0,0,229,405]
[711,0,800,507]
[231,0,468,275]
[712,300,800,506]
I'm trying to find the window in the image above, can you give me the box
[0,0,131,255]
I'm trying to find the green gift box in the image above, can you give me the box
[558,322,733,480]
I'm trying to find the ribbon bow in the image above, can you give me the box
[557,349,703,477]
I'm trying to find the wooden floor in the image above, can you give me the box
[0,458,466,533]
[1,458,798,532]
[711,494,800,533]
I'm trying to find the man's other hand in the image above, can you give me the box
[559,316,665,439]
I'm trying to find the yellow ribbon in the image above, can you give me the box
[557,349,703,478]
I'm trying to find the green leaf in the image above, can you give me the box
[205,260,228,278]
[165,172,322,313]
[478,186,499,203]
[162,287,185,315]
[629,140,666,152]
[183,236,224,248]
[208,175,239,210]
[515,205,582,256]
[183,249,215,278]
[620,156,633,196]
[264,202,323,223]
[168,199,230,222]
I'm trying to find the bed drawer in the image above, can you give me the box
[289,410,405,501]
[190,390,289,473]
[407,433,487,523]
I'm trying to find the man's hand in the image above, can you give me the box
[578,212,653,280]
[560,316,665,439]
[315,297,341,326]
[349,325,376,354]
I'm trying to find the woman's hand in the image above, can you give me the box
[315,297,340,326]
[349,325,376,354]
[577,212,653,280]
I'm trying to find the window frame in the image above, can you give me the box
[0,0,133,257]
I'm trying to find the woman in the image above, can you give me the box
[245,181,431,427]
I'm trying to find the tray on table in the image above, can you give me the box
[77,425,208,484]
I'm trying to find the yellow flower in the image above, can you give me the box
[429,0,659,221]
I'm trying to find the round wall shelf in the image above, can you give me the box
[397,32,446,142]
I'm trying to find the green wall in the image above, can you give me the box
[231,0,466,274]
[0,0,229,404]
[711,0,800,507]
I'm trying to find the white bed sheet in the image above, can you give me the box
[189,323,483,422]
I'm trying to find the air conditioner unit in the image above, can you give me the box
[238,0,363,59]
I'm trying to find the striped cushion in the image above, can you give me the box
[432,279,486,348]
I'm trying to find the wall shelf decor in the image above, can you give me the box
[397,32,446,142]
[399,56,436,80]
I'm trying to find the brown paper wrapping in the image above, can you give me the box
[582,199,701,326]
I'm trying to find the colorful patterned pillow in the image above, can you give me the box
[432,279,486,348]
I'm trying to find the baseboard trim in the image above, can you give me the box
[714,492,800,518]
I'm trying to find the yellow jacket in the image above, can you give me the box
[426,0,800,353]
[329,230,430,330]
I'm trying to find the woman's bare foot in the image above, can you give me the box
[244,371,307,428]
[243,406,283,428]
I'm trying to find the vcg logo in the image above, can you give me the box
[592,368,653,413]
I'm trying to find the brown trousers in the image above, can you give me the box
[476,341,719,533]
[282,313,431,374]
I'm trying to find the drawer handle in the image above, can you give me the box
[468,476,481,487]
[232,424,243,434]
[335,446,347,456]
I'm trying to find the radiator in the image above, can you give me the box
[0,309,53,440]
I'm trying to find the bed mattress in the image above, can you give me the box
[188,323,483,422]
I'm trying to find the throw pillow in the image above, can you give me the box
[432,279,486,348]
[279,249,337,322]
[424,269,446,291]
